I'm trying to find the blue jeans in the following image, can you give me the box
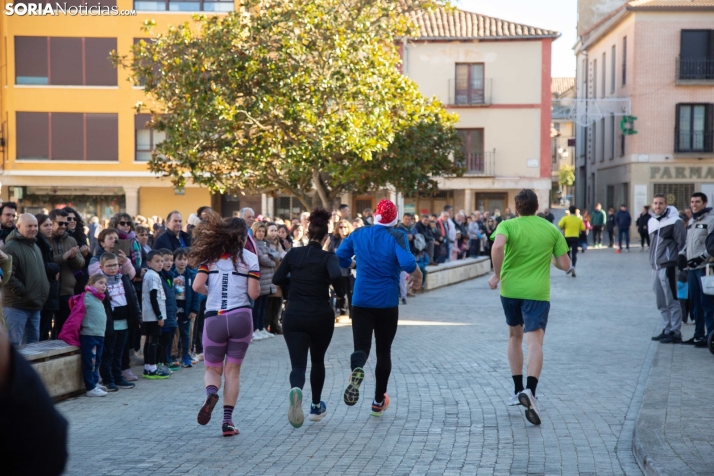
[618,229,630,249]
[80,335,104,391]
[688,267,714,340]
[177,318,191,362]
[4,308,41,346]
[253,295,269,331]
[100,329,128,385]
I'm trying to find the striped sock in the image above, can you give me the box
[206,385,218,396]
[223,405,234,423]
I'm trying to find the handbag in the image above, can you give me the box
[701,264,714,296]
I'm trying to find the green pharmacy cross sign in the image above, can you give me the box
[620,116,638,135]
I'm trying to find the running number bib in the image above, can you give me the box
[199,251,260,313]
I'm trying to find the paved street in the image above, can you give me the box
[57,248,659,476]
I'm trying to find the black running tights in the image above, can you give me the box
[350,306,399,402]
[282,310,335,405]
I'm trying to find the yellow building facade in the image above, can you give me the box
[0,0,217,221]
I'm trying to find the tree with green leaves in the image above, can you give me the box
[114,0,463,209]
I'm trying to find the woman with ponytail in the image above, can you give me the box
[190,214,261,438]
[272,207,345,428]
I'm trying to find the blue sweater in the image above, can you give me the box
[336,225,417,308]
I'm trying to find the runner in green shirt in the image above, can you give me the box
[488,189,570,426]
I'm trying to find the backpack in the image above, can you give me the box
[413,233,427,252]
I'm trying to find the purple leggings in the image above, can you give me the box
[202,308,253,367]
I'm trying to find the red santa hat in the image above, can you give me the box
[374,199,398,227]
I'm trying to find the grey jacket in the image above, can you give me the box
[680,207,714,269]
[648,206,686,270]
[255,239,279,296]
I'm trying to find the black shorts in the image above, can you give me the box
[142,321,161,337]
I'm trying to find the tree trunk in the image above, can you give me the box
[312,169,331,209]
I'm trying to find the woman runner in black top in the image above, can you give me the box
[273,207,344,428]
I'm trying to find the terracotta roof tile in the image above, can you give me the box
[409,7,559,40]
[552,77,575,96]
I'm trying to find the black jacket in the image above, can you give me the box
[104,273,142,332]
[0,225,16,245]
[36,235,61,312]
[273,241,344,316]
[152,230,191,252]
[415,221,435,243]
[0,344,68,476]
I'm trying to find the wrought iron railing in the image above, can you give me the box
[459,150,496,175]
[676,56,714,80]
[674,130,714,153]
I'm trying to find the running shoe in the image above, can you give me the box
[343,367,365,406]
[262,329,274,339]
[288,387,304,428]
[197,393,219,425]
[156,366,172,378]
[86,387,107,397]
[507,393,520,406]
[104,383,119,392]
[181,357,193,368]
[168,361,181,371]
[196,353,204,361]
[122,369,139,382]
[142,370,169,380]
[116,379,136,389]
[517,389,541,426]
[96,384,108,392]
[308,401,327,422]
[370,394,390,417]
[571,267,577,278]
[222,421,240,437]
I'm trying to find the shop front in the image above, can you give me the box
[16,186,125,220]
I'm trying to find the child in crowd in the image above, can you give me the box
[157,249,179,372]
[678,270,690,324]
[171,248,200,368]
[88,228,136,279]
[98,253,142,392]
[142,251,170,379]
[80,274,110,397]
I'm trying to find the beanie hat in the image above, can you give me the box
[374,199,398,227]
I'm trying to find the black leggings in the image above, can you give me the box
[566,237,579,267]
[350,306,399,402]
[640,231,650,247]
[282,310,335,404]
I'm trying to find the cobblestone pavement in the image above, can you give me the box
[57,248,656,475]
[634,313,714,476]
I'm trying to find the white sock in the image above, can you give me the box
[150,364,157,372]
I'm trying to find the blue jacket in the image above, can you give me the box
[170,266,200,316]
[159,270,178,330]
[616,210,632,229]
[336,225,417,308]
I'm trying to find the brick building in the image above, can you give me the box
[575,0,714,218]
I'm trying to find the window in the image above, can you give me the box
[600,118,605,162]
[457,129,485,172]
[582,58,588,98]
[135,114,166,162]
[653,183,695,210]
[593,59,597,99]
[610,113,616,160]
[16,112,118,161]
[676,104,714,152]
[601,52,606,98]
[611,45,616,93]
[134,0,232,11]
[622,37,627,86]
[454,64,485,105]
[621,132,626,157]
[275,196,307,220]
[15,36,117,86]
[679,30,714,80]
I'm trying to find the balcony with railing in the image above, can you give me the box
[459,149,496,176]
[676,57,714,83]
[448,78,492,106]
[675,130,714,154]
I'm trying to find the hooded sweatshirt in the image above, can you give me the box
[681,206,714,269]
[648,206,686,270]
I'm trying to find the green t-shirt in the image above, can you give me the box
[491,216,569,302]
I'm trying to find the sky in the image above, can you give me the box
[457,0,577,78]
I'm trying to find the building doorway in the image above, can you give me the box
[476,192,507,215]
[354,196,375,217]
